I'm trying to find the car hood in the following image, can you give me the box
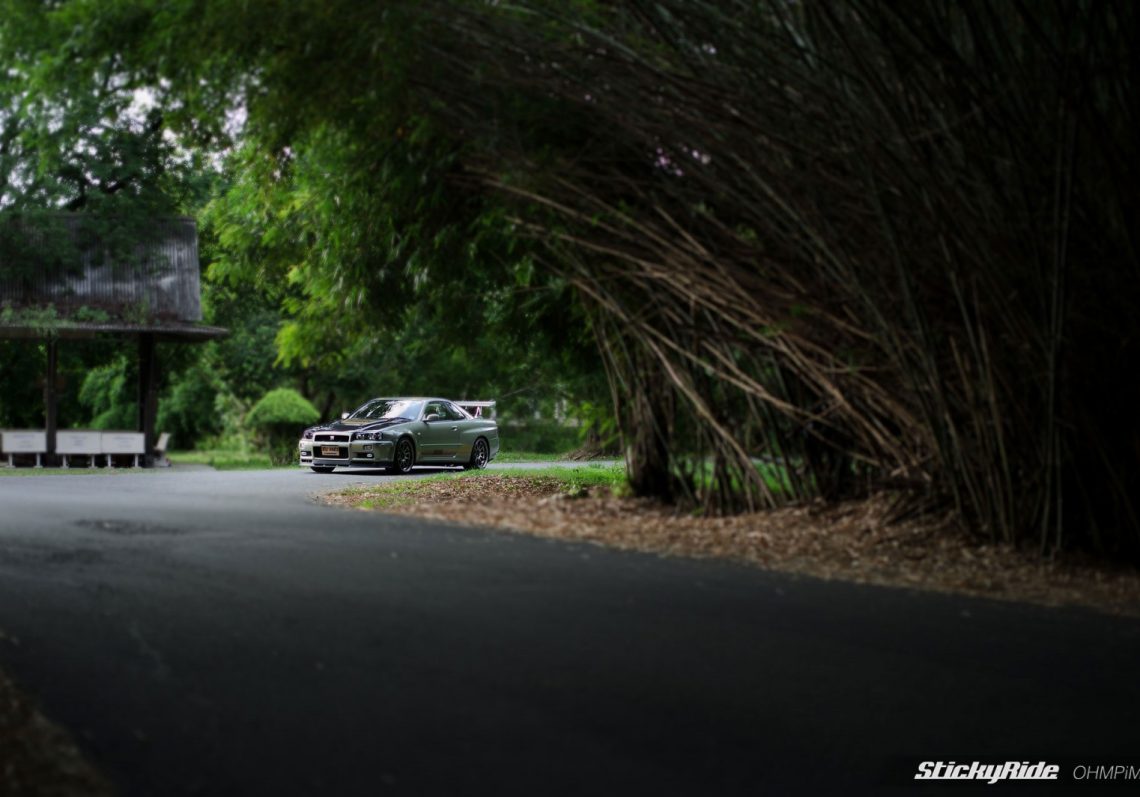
[309,417,414,435]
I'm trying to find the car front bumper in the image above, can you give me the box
[298,439,395,468]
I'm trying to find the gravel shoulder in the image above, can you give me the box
[0,663,112,797]
[323,474,1140,617]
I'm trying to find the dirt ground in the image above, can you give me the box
[0,657,112,797]
[324,476,1140,617]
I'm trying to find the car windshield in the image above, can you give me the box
[349,399,425,421]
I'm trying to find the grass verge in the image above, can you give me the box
[336,464,627,511]
[167,449,580,470]
[168,450,278,470]
[0,465,151,477]
[493,451,578,463]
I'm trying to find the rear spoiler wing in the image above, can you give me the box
[456,400,496,419]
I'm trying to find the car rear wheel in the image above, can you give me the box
[310,466,335,473]
[464,438,490,470]
[391,438,415,474]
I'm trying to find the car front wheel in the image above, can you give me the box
[464,438,490,470]
[391,438,415,474]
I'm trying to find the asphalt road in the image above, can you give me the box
[0,464,1137,795]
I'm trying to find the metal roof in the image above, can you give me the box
[0,319,228,342]
[0,213,204,323]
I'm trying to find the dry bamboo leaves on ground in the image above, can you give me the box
[323,477,1140,617]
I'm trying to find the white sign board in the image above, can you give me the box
[56,431,103,455]
[101,432,145,455]
[1,430,47,453]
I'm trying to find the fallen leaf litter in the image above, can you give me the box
[322,476,1140,616]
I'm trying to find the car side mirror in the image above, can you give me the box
[341,412,350,420]
[424,413,440,422]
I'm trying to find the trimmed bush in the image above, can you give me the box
[246,388,320,465]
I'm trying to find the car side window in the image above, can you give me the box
[442,403,466,421]
[424,402,444,419]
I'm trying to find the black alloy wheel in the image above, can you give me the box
[465,438,489,470]
[392,438,415,474]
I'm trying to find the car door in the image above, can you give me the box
[419,400,461,460]
[447,401,479,460]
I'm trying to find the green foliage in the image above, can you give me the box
[205,391,253,452]
[0,302,59,337]
[4,0,1134,561]
[39,0,607,417]
[0,213,80,285]
[1,0,610,461]
[78,356,135,430]
[0,0,226,442]
[200,283,284,402]
[246,387,319,464]
[156,359,224,450]
[343,463,628,510]
[463,464,627,494]
[499,422,581,456]
[0,467,140,477]
[153,273,297,453]
[0,339,45,427]
[247,388,319,428]
[166,449,276,470]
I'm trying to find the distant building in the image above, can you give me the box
[0,212,227,465]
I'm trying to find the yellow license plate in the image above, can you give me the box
[320,446,340,456]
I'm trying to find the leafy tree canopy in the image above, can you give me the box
[4,0,1137,560]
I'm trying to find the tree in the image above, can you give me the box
[16,0,1137,558]
[0,0,220,434]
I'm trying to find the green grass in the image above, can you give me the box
[496,422,583,454]
[0,450,279,473]
[494,450,580,463]
[167,449,280,470]
[473,463,627,488]
[168,448,600,470]
[678,458,793,496]
[0,466,140,476]
[340,462,628,510]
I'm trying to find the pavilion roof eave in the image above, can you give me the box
[0,320,229,342]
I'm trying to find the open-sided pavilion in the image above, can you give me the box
[0,213,227,466]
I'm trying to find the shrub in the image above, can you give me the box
[79,356,136,430]
[157,360,225,449]
[498,420,581,455]
[246,388,320,465]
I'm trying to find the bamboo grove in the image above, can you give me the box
[417,0,1138,556]
[5,0,1137,557]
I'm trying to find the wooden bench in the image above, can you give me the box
[154,432,171,467]
[101,431,146,468]
[56,430,103,468]
[1,429,148,467]
[1,429,47,468]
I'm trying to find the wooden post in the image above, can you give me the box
[44,337,58,460]
[138,333,157,466]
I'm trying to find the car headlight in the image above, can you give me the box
[302,429,314,440]
[355,432,375,441]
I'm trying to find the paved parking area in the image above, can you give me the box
[0,467,1137,795]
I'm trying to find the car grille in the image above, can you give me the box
[312,432,351,460]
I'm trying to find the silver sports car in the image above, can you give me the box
[298,397,499,473]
